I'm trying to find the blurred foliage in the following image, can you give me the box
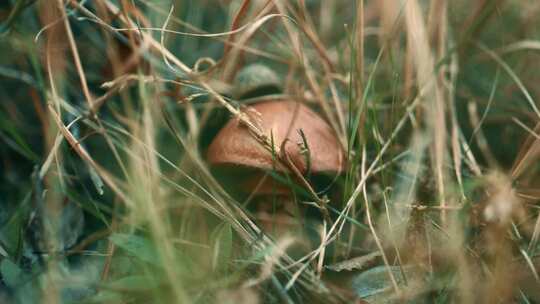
[0,0,539,303]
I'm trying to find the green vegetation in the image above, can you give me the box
[1,0,539,303]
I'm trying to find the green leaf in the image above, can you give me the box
[109,233,160,266]
[0,192,32,257]
[82,290,124,304]
[107,275,162,291]
[1,258,24,287]
[351,265,413,300]
[0,114,39,162]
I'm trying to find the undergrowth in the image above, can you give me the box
[0,0,539,303]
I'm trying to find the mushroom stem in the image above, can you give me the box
[280,143,331,224]
[255,195,301,236]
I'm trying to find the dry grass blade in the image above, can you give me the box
[404,0,449,224]
[56,0,94,112]
[476,42,540,120]
[326,251,381,272]
[360,145,400,294]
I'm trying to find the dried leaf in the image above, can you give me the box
[326,251,381,272]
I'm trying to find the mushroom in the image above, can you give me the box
[207,64,345,235]
[207,65,344,236]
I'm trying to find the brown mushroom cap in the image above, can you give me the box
[207,99,344,175]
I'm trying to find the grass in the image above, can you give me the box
[1,0,540,303]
